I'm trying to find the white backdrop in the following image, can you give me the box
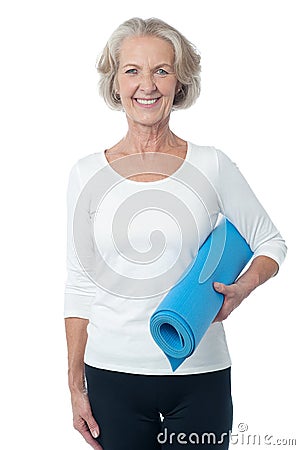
[1,0,299,448]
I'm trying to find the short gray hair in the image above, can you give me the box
[96,17,201,110]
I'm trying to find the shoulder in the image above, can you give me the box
[71,150,106,187]
[188,142,237,171]
[187,143,242,191]
[188,142,221,173]
[189,142,231,160]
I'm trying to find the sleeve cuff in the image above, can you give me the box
[64,293,94,319]
[252,242,287,269]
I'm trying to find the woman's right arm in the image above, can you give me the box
[64,162,102,449]
[65,317,102,449]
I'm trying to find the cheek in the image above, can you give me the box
[157,79,178,98]
[118,77,137,97]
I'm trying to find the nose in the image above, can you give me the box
[139,72,157,94]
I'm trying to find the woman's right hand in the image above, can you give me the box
[71,389,103,450]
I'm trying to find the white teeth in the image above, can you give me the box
[136,98,158,105]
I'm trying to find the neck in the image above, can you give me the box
[119,117,181,154]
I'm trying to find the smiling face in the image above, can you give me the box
[116,35,180,128]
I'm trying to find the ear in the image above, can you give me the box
[113,79,121,101]
[113,77,120,93]
[176,82,182,94]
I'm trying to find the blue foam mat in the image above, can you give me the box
[149,218,253,371]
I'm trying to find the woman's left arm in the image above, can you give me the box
[213,255,278,322]
[212,148,287,321]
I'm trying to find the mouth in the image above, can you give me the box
[134,97,161,106]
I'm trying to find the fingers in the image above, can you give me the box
[86,414,100,440]
[213,282,239,322]
[213,306,230,323]
[73,398,102,450]
[213,282,229,295]
[74,417,103,449]
[71,388,102,449]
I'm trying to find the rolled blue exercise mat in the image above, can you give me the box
[149,217,254,371]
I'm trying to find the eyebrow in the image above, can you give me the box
[121,63,174,70]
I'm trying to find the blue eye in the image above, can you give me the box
[156,68,168,75]
[125,68,137,74]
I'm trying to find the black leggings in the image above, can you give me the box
[85,364,233,450]
[85,365,232,450]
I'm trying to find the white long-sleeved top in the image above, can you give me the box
[64,142,287,375]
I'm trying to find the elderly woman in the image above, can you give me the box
[64,17,287,450]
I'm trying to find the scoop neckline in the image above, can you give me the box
[100,141,191,186]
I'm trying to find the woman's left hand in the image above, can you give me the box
[212,281,248,322]
[212,256,279,322]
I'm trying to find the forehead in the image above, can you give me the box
[118,35,175,64]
